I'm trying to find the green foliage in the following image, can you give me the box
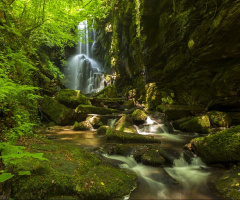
[0,142,48,183]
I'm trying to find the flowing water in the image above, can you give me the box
[43,116,219,199]
[65,21,104,93]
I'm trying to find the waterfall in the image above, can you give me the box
[65,20,105,93]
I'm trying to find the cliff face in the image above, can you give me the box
[96,0,240,111]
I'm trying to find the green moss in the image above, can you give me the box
[73,121,93,130]
[55,89,91,108]
[97,125,109,135]
[115,114,137,133]
[141,149,165,166]
[208,111,232,128]
[123,100,135,109]
[94,85,118,98]
[131,109,147,122]
[39,96,75,125]
[106,128,161,143]
[87,116,104,129]
[191,126,240,164]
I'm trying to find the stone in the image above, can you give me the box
[93,85,118,98]
[190,126,240,164]
[73,121,93,131]
[86,115,104,129]
[208,111,232,127]
[55,89,91,108]
[97,125,109,135]
[131,109,147,124]
[39,96,75,125]
[123,100,135,109]
[115,114,137,133]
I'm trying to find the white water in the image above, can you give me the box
[65,21,105,93]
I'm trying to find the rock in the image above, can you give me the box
[123,100,135,109]
[131,109,147,124]
[90,97,125,109]
[86,115,104,129]
[115,114,137,133]
[208,111,232,127]
[141,149,166,166]
[55,89,91,108]
[73,121,93,131]
[75,105,119,122]
[156,104,204,120]
[173,115,211,134]
[106,128,161,144]
[93,85,118,98]
[39,96,75,125]
[97,125,109,135]
[190,126,240,164]
[215,167,240,199]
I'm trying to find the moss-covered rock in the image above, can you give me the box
[123,100,135,109]
[190,126,240,164]
[215,167,240,199]
[86,115,104,129]
[39,96,75,125]
[97,125,109,135]
[173,115,211,134]
[208,111,232,128]
[106,128,161,143]
[131,109,147,124]
[55,89,91,108]
[73,121,93,131]
[11,138,137,200]
[115,114,137,133]
[156,104,204,120]
[93,85,118,98]
[75,105,118,122]
[141,149,165,166]
[90,98,125,110]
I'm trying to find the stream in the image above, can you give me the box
[44,116,220,199]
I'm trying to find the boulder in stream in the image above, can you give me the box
[131,109,147,124]
[115,114,137,133]
[208,111,232,128]
[73,121,93,131]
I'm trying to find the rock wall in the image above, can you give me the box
[95,0,240,111]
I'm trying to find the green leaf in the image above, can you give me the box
[0,173,14,183]
[18,171,31,176]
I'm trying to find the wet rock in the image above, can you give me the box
[86,115,103,129]
[123,100,135,109]
[208,111,232,128]
[190,126,240,164]
[172,115,211,134]
[131,109,147,124]
[75,105,119,122]
[106,128,161,144]
[39,95,75,125]
[115,114,137,133]
[73,121,93,131]
[141,150,166,166]
[55,89,91,108]
[97,125,109,135]
[90,97,125,110]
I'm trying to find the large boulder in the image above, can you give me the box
[93,85,118,98]
[156,104,204,120]
[90,98,125,110]
[39,96,75,125]
[115,114,137,133]
[131,109,147,124]
[75,105,119,122]
[123,100,135,109]
[172,115,211,134]
[55,89,91,108]
[190,126,240,164]
[208,111,232,127]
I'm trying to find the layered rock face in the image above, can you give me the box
[96,0,240,110]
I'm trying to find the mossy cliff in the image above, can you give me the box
[96,0,240,110]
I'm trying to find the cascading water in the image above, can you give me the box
[65,21,105,93]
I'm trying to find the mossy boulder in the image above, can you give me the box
[90,98,125,110]
[55,89,91,108]
[73,121,93,131]
[131,109,147,124]
[97,125,109,135]
[123,100,135,109]
[39,96,75,125]
[208,111,232,127]
[115,114,137,133]
[12,138,137,200]
[106,128,161,143]
[156,104,204,120]
[173,116,211,134]
[141,149,166,166]
[190,126,240,164]
[93,85,118,98]
[215,167,240,199]
[75,105,118,122]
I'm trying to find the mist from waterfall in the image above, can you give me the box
[65,21,105,93]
